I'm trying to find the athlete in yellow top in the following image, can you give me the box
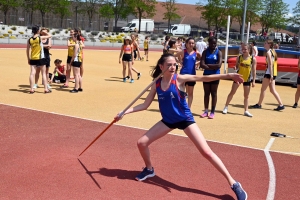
[251,40,285,111]
[60,29,76,88]
[69,33,83,93]
[26,25,52,94]
[143,36,149,61]
[223,43,257,117]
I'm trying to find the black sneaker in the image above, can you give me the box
[137,73,141,80]
[292,103,298,108]
[125,76,130,80]
[135,167,155,181]
[70,89,78,93]
[274,105,285,111]
[250,104,261,109]
[231,181,248,200]
[78,88,83,92]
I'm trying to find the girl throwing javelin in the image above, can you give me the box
[114,54,247,200]
[119,36,134,83]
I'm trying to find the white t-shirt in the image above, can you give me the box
[196,41,207,55]
[181,42,186,50]
[252,46,258,56]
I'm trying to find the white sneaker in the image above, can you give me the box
[244,111,253,117]
[222,107,228,114]
[47,84,51,89]
[33,84,38,89]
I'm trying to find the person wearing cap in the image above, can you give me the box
[119,36,134,83]
[196,36,207,70]
[26,25,52,94]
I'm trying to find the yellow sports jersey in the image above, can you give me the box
[74,43,83,62]
[237,55,253,82]
[29,36,44,60]
[268,49,278,76]
[68,38,75,57]
[144,40,149,49]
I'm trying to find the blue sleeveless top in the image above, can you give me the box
[156,74,194,124]
[180,49,197,75]
[203,48,220,75]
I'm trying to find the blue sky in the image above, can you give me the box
[174,0,297,13]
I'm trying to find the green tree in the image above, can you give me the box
[81,0,102,30]
[22,0,36,26]
[196,0,227,33]
[0,0,21,24]
[53,0,72,28]
[259,0,289,33]
[34,0,56,27]
[291,0,300,26]
[230,0,263,33]
[99,0,130,30]
[162,0,181,34]
[126,0,157,33]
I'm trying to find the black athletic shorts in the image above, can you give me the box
[72,61,82,68]
[297,77,300,85]
[161,120,195,130]
[67,56,72,64]
[29,59,46,66]
[203,80,220,85]
[185,81,196,86]
[235,79,253,86]
[122,54,132,62]
[264,74,277,80]
[144,48,148,51]
[45,57,50,68]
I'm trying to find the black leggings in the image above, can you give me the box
[133,50,137,59]
[203,81,220,112]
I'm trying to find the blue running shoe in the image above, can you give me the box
[130,79,134,83]
[123,78,126,82]
[231,181,247,200]
[135,167,155,181]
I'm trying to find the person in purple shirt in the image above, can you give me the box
[114,54,247,200]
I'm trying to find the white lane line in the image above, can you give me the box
[0,102,298,156]
[264,138,276,200]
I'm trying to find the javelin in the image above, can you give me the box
[78,66,170,156]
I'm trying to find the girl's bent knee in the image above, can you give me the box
[137,139,148,148]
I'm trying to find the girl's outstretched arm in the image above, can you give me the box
[178,73,244,85]
[114,84,156,121]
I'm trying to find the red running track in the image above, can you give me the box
[0,104,299,199]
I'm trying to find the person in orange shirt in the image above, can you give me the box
[119,36,134,83]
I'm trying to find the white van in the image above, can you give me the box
[268,32,293,43]
[163,24,191,36]
[121,19,154,33]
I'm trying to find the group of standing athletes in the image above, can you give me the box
[27,26,85,93]
[161,35,300,119]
